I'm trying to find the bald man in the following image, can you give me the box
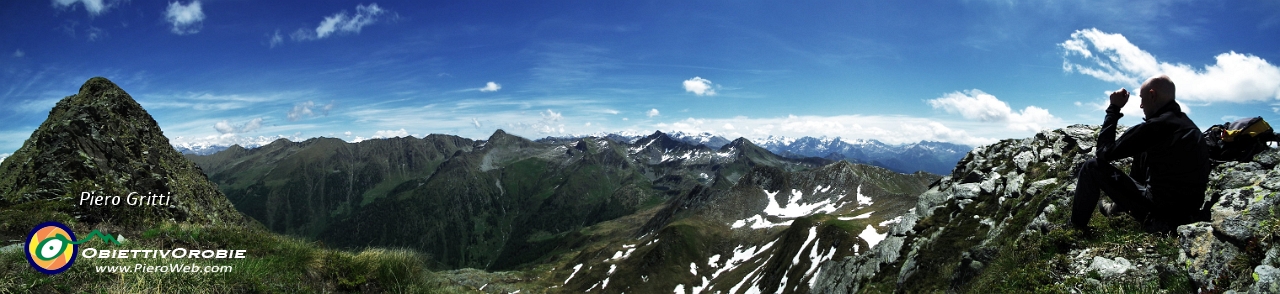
[1070,75,1211,231]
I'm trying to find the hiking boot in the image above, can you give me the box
[1098,200,1127,217]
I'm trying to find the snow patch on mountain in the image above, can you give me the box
[761,188,842,218]
[733,185,866,229]
[859,225,888,248]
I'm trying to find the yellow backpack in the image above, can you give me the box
[1205,116,1276,162]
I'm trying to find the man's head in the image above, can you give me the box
[1139,75,1176,118]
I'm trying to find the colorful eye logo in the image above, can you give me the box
[25,221,78,275]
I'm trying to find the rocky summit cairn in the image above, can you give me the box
[0,77,245,237]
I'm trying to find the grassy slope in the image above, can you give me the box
[0,222,479,293]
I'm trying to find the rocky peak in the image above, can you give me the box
[0,77,246,237]
[635,130,690,150]
[483,129,535,149]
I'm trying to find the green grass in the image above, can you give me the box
[0,222,477,293]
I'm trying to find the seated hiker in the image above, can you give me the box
[1070,75,1211,230]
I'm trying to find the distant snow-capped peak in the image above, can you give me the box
[171,134,307,155]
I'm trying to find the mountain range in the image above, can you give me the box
[175,131,970,176]
[185,127,937,275]
[542,132,971,176]
[6,77,1275,293]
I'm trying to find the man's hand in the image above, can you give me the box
[1109,88,1130,109]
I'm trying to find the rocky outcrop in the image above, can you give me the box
[814,124,1280,293]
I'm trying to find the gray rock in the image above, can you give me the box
[1264,247,1280,268]
[1256,150,1280,168]
[812,234,910,294]
[1004,172,1025,198]
[1262,170,1280,191]
[1088,256,1132,278]
[954,183,981,200]
[979,172,1002,194]
[1180,222,1241,291]
[1215,162,1265,190]
[1026,178,1058,196]
[889,211,919,236]
[1210,187,1280,243]
[1251,265,1280,294]
[1084,278,1103,289]
[0,243,19,254]
[1014,151,1036,172]
[915,188,950,219]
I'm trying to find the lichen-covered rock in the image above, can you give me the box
[1252,265,1280,293]
[1211,186,1280,243]
[1179,223,1241,292]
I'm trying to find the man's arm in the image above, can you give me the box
[1095,89,1157,163]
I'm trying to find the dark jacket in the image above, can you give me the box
[1095,101,1211,218]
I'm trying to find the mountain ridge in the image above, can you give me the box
[175,130,970,176]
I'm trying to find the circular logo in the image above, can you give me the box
[25,221,78,275]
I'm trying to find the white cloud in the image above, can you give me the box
[86,26,105,41]
[479,81,501,92]
[541,109,562,121]
[523,109,567,134]
[472,117,482,128]
[603,109,620,115]
[683,77,717,96]
[213,117,264,134]
[17,97,63,113]
[928,90,1011,122]
[654,115,996,146]
[647,108,660,118]
[165,1,205,35]
[1061,28,1280,103]
[139,91,298,112]
[53,0,110,16]
[12,50,23,58]
[371,128,409,139]
[269,30,284,48]
[928,89,1061,132]
[288,100,336,121]
[292,3,389,41]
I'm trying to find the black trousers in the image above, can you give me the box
[1071,158,1154,229]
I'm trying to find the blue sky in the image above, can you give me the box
[2,0,1280,158]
